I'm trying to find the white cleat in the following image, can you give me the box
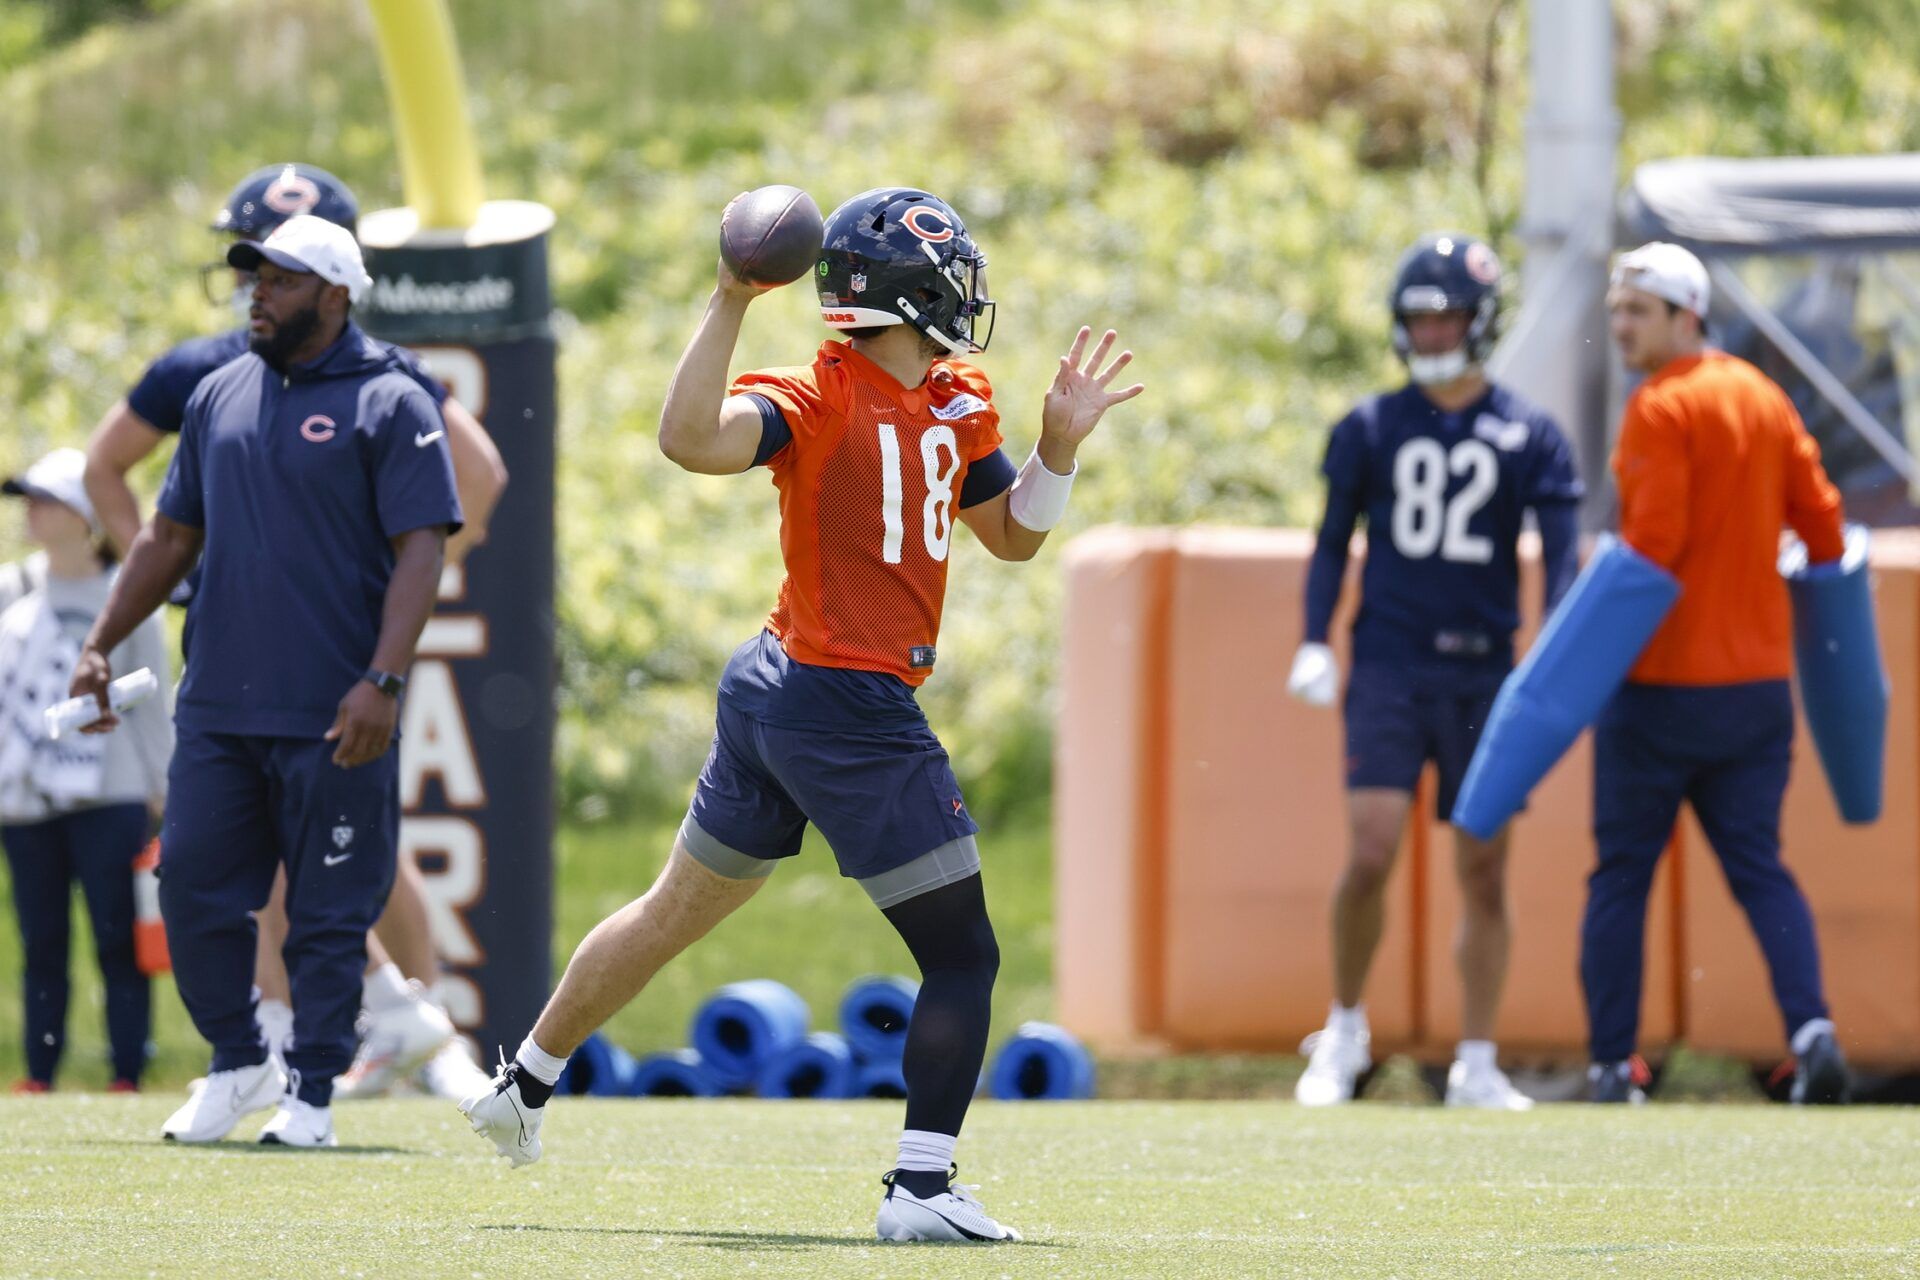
[1445,1060,1536,1111]
[459,1060,544,1168]
[162,1059,287,1143]
[333,983,454,1100]
[258,1096,339,1148]
[417,1037,495,1101]
[876,1172,1021,1243]
[1295,1027,1371,1107]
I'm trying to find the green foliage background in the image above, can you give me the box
[2,0,1918,819]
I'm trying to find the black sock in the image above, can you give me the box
[892,1168,952,1200]
[512,1060,555,1108]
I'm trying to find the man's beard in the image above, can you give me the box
[250,304,322,369]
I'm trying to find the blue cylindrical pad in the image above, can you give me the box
[1452,536,1681,840]
[1783,525,1887,824]
[688,979,810,1091]
[838,975,919,1062]
[755,1031,857,1099]
[627,1049,723,1098]
[987,1022,1096,1100]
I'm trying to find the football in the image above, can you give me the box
[719,184,825,287]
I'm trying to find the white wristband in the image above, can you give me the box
[1008,446,1077,532]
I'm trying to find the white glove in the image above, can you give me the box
[1287,643,1338,707]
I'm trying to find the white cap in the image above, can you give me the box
[228,213,373,305]
[3,447,97,531]
[1611,241,1710,317]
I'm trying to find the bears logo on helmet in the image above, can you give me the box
[1388,231,1503,385]
[815,188,994,355]
[213,163,360,240]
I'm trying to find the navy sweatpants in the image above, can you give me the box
[159,729,397,1106]
[2,803,151,1084]
[1583,680,1829,1061]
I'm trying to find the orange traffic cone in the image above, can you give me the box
[132,839,169,977]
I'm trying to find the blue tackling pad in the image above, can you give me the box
[689,979,810,1091]
[1452,535,1681,840]
[987,1022,1096,1101]
[755,1031,858,1099]
[1782,525,1887,824]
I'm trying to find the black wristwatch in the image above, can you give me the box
[364,669,407,698]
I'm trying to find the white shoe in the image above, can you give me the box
[459,1060,545,1168]
[333,984,454,1100]
[877,1172,1021,1243]
[162,1059,287,1143]
[258,1096,338,1148]
[1295,1026,1371,1106]
[1445,1060,1535,1111]
[417,1037,494,1101]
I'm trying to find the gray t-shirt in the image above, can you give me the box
[0,559,172,822]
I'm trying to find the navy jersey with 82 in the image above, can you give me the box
[1324,383,1580,673]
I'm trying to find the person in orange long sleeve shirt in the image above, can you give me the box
[1584,243,1850,1105]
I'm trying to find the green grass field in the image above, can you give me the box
[2,1097,1916,1278]
[0,815,1055,1090]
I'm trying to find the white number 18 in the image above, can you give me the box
[878,423,960,564]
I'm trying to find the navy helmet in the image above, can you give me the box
[212,163,359,240]
[816,187,994,355]
[1389,231,1503,384]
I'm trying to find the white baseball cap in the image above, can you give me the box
[228,213,373,305]
[1611,241,1710,317]
[3,447,97,531]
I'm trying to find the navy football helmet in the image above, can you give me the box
[816,187,994,355]
[212,163,359,239]
[203,163,360,306]
[1389,232,1503,385]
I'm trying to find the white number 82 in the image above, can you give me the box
[1389,437,1498,563]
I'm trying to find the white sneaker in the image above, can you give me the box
[417,1037,494,1101]
[459,1060,545,1168]
[876,1172,1021,1243]
[258,1096,338,1148]
[1445,1060,1535,1111]
[1295,1026,1371,1106]
[162,1059,287,1143]
[333,984,454,1100]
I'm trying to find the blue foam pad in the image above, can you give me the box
[627,1049,723,1098]
[1783,525,1888,824]
[987,1022,1096,1101]
[852,1059,908,1098]
[1453,536,1681,840]
[555,1032,640,1097]
[755,1031,857,1099]
[838,975,919,1062]
[688,979,810,1091]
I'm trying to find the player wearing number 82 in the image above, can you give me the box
[459,187,1143,1243]
[1286,233,1582,1109]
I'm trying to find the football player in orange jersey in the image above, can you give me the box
[462,188,1142,1241]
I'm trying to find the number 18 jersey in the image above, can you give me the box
[1325,383,1580,671]
[732,341,1004,687]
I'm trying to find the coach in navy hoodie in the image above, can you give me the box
[73,215,461,1147]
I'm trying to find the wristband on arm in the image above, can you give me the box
[1008,447,1077,532]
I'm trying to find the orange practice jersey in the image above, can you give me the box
[1613,350,1844,686]
[732,341,1005,686]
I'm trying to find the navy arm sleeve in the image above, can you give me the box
[958,448,1016,509]
[1305,414,1368,644]
[744,394,794,469]
[1536,501,1580,617]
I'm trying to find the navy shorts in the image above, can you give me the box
[1343,663,1505,820]
[684,698,981,905]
